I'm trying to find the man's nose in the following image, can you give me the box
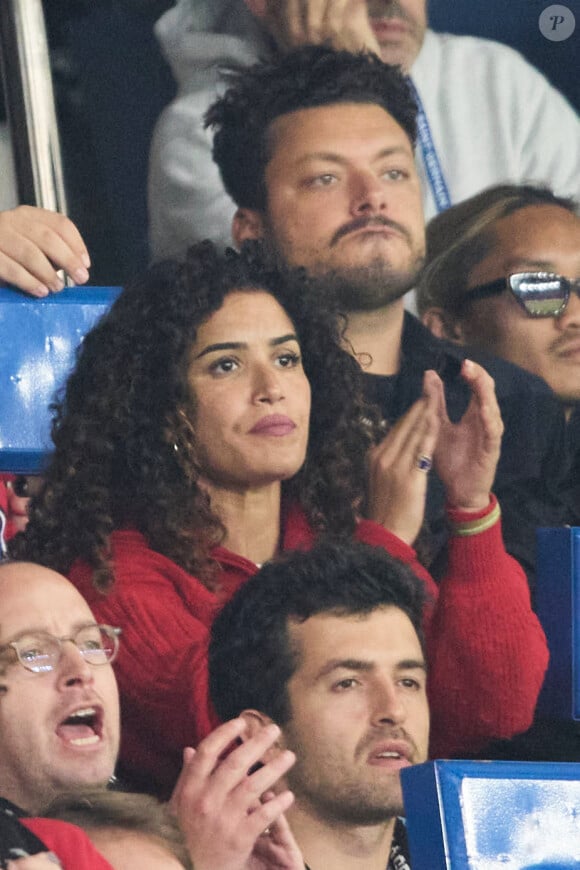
[350,171,387,216]
[371,678,406,726]
[56,640,94,688]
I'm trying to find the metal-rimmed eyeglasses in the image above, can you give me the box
[460,272,580,318]
[0,624,121,674]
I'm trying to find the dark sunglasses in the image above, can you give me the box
[460,272,580,318]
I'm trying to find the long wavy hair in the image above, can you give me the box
[12,241,382,591]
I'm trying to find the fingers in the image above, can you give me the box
[258,794,300,845]
[460,359,504,440]
[245,787,295,837]
[369,391,439,473]
[169,717,247,810]
[172,721,297,870]
[422,368,448,425]
[344,0,381,52]
[366,394,440,543]
[207,724,295,806]
[0,206,90,297]
[250,795,304,867]
[264,0,378,52]
[434,359,503,511]
[305,0,351,43]
[169,745,197,812]
[171,719,294,819]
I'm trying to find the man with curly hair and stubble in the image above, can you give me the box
[205,44,571,592]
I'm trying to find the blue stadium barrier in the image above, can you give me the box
[536,527,580,721]
[0,285,120,473]
[402,759,580,868]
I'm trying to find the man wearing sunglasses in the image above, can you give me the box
[417,184,580,523]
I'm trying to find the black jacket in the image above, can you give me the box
[0,799,47,867]
[362,313,570,593]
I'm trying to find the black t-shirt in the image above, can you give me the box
[363,313,571,594]
[564,405,580,524]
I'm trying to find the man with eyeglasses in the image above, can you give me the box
[0,561,121,814]
[417,184,580,525]
[0,560,303,868]
[0,560,120,864]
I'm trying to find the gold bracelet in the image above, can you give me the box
[451,500,501,537]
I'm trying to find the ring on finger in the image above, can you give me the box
[416,454,432,472]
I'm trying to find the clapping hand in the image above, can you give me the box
[428,359,503,511]
[170,718,303,870]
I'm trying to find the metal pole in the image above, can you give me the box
[0,0,68,213]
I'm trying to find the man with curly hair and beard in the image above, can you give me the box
[148,0,580,258]
[205,44,570,591]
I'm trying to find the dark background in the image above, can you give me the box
[4,0,580,285]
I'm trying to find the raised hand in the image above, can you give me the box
[246,793,304,870]
[248,0,381,55]
[170,718,302,870]
[366,381,440,545]
[428,360,504,511]
[0,206,90,297]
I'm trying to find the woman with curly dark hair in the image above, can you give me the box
[12,241,547,797]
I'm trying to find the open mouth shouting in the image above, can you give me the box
[56,705,104,748]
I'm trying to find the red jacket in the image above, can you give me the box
[0,473,27,545]
[70,501,548,797]
[0,475,12,548]
[22,818,114,868]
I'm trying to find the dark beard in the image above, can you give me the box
[253,235,424,313]
[308,256,424,312]
[286,763,404,826]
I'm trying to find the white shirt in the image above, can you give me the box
[148,1,580,258]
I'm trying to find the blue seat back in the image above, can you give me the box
[0,286,120,473]
[536,527,580,720]
[402,759,580,868]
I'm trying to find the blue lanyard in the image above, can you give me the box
[406,78,452,213]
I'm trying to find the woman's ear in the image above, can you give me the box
[232,208,266,248]
[243,0,268,19]
[421,307,466,343]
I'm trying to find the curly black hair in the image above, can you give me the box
[12,241,382,591]
[206,44,417,211]
[209,539,427,725]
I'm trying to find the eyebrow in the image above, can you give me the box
[295,146,412,168]
[314,657,427,681]
[194,333,299,360]
[504,258,559,272]
[0,621,100,645]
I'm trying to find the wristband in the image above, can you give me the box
[449,498,501,537]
